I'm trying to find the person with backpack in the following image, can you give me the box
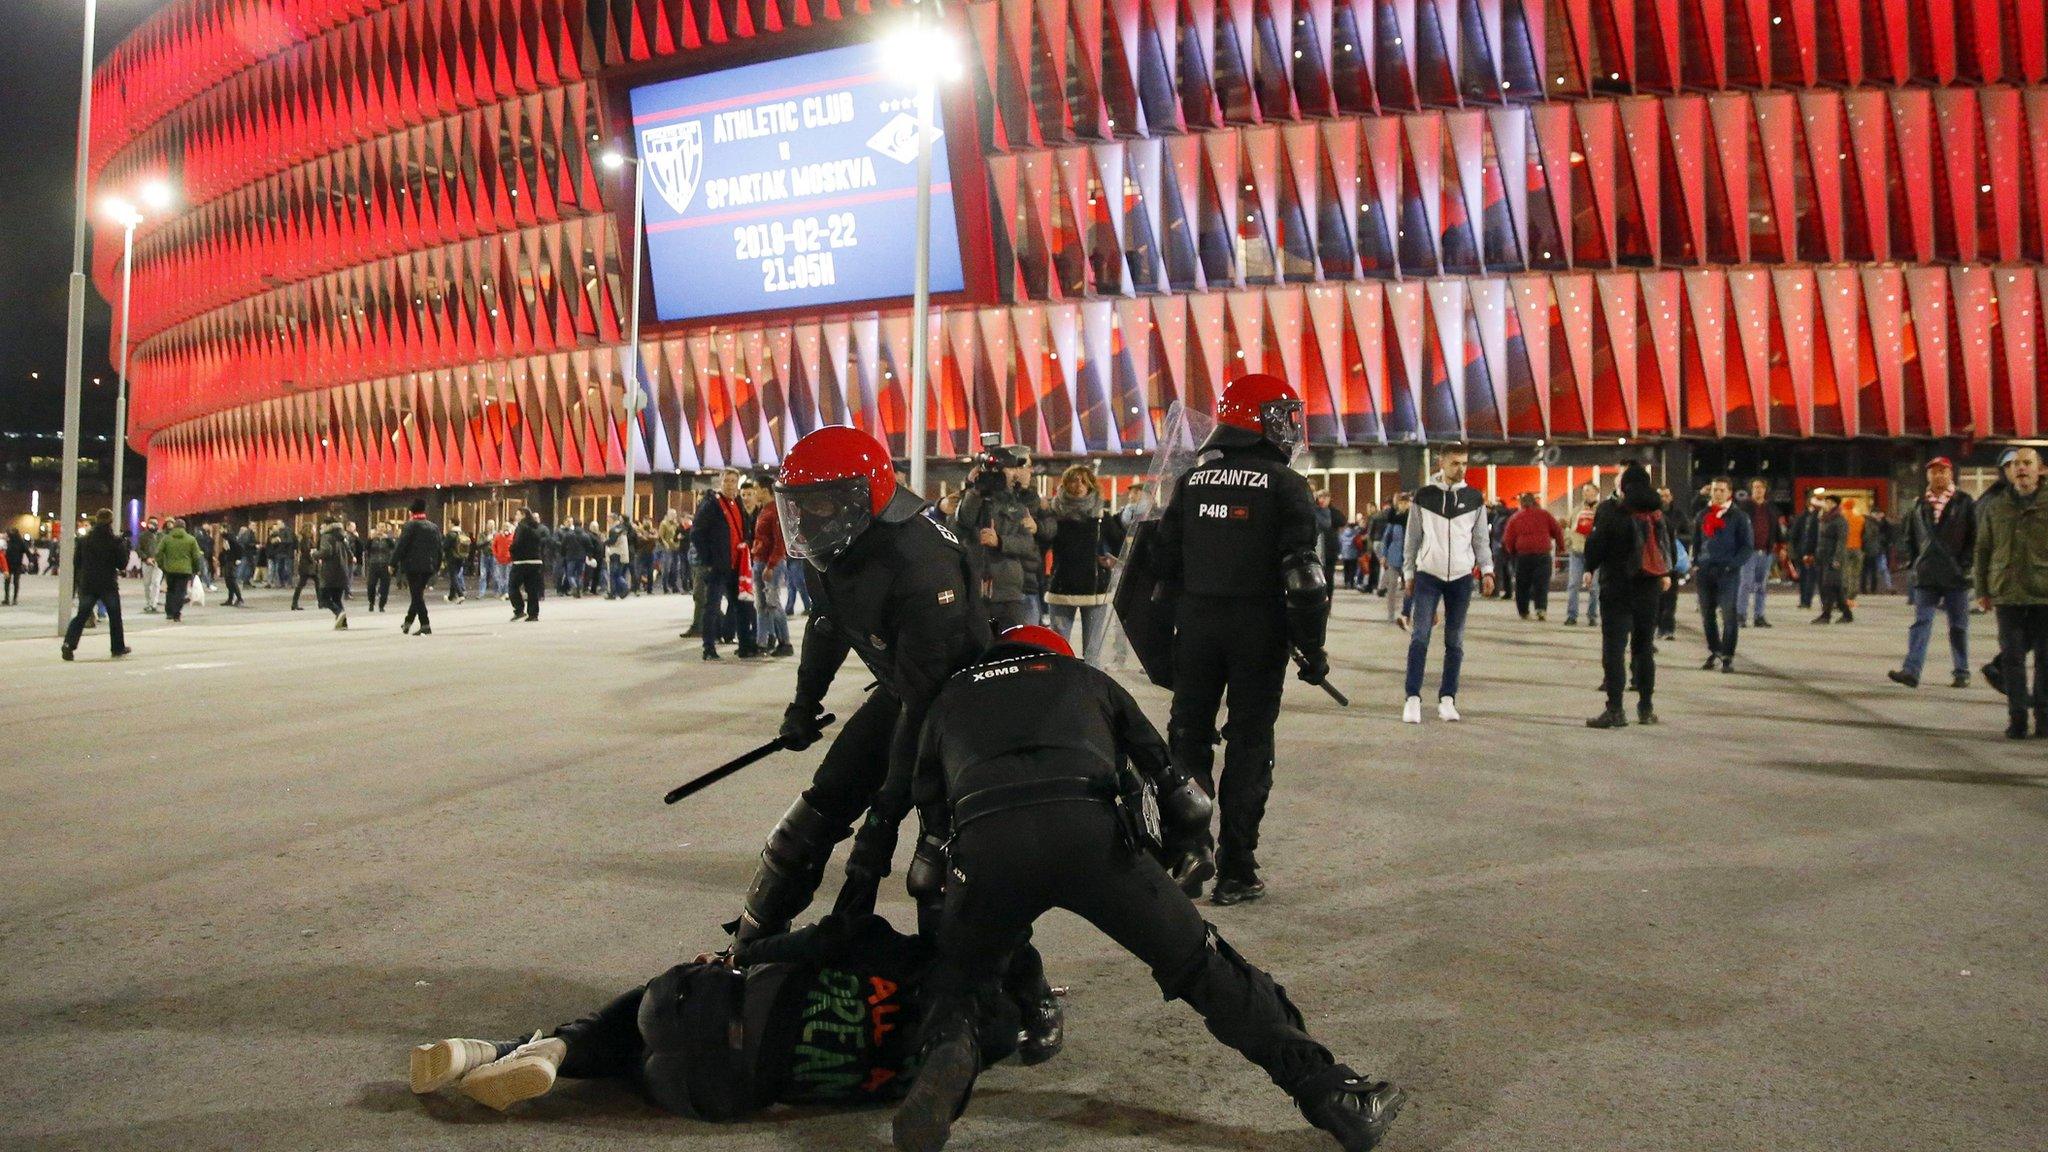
[1581,464,1676,728]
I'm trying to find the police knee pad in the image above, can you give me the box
[743,798,848,936]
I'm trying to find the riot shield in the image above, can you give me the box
[1107,404,1215,685]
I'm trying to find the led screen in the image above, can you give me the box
[627,40,968,323]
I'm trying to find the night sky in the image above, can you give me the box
[0,1,165,437]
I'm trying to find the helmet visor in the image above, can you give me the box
[1261,399,1306,457]
[776,476,873,561]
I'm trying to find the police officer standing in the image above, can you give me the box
[891,625,1404,1152]
[1148,373,1329,905]
[732,426,991,942]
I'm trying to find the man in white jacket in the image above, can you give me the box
[1399,446,1494,722]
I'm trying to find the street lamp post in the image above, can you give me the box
[105,180,176,529]
[603,151,648,523]
[56,0,100,635]
[884,13,963,497]
[110,209,135,520]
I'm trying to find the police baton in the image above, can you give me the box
[1292,652,1350,707]
[663,714,836,805]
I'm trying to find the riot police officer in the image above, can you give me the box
[1147,373,1328,905]
[891,626,1404,1152]
[733,426,991,942]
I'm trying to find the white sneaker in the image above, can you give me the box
[1402,696,1423,724]
[410,1037,504,1094]
[1438,696,1462,722]
[459,1032,565,1111]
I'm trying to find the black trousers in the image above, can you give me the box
[3,570,19,603]
[317,584,346,616]
[292,569,316,607]
[1365,553,1381,592]
[1168,595,1289,882]
[64,589,124,652]
[1657,583,1679,634]
[222,565,242,605]
[508,563,544,619]
[926,802,1335,1097]
[1599,578,1661,711]
[401,571,433,630]
[164,573,192,620]
[367,568,391,611]
[1511,554,1550,615]
[1995,605,2048,722]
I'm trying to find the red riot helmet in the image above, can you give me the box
[997,624,1075,658]
[1215,372,1306,455]
[776,425,898,562]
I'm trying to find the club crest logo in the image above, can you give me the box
[866,113,939,165]
[643,120,705,215]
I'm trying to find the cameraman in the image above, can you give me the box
[953,443,1043,631]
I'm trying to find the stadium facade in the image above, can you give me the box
[88,0,2048,519]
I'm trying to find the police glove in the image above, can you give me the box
[779,702,827,751]
[1295,647,1331,684]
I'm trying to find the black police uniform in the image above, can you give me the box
[893,642,1400,1152]
[736,488,991,940]
[1153,423,1327,892]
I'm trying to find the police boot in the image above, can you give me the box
[892,1015,981,1152]
[1212,874,1266,906]
[1016,985,1065,1066]
[1297,1068,1407,1152]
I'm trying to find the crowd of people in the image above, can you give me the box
[20,442,2043,742]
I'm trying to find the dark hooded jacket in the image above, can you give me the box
[1583,466,1675,587]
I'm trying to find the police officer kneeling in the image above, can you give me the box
[891,625,1405,1152]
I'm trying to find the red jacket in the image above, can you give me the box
[1501,507,1564,556]
[753,501,789,568]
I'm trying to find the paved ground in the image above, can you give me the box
[2,572,2042,1152]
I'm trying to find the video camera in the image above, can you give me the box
[971,432,1028,496]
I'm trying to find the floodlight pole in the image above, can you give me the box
[906,41,937,497]
[111,217,136,520]
[620,156,647,523]
[56,0,99,634]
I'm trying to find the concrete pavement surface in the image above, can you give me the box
[3,573,2042,1151]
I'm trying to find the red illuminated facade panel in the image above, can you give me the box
[87,0,2048,515]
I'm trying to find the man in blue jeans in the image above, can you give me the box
[1889,457,1976,689]
[1739,478,1780,627]
[1691,477,1753,673]
[1400,446,1494,723]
